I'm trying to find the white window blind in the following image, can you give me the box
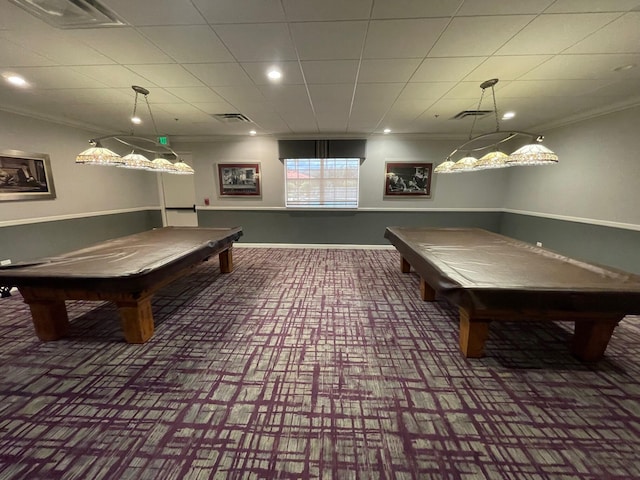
[285,158,360,208]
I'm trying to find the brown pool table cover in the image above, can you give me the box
[0,226,243,292]
[384,227,640,314]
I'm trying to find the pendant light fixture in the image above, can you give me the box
[75,86,194,175]
[434,79,558,174]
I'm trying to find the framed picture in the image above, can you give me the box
[0,149,56,202]
[217,162,261,196]
[384,161,433,197]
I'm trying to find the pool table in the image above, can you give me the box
[0,226,243,343]
[385,227,640,361]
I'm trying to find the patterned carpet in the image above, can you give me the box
[1,248,640,479]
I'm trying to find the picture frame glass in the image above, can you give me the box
[217,163,261,196]
[384,162,433,197]
[0,150,56,202]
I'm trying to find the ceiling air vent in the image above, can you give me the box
[211,113,252,124]
[9,0,126,28]
[452,110,493,120]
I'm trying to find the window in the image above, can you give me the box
[285,158,360,208]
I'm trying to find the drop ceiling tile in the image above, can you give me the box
[282,0,372,20]
[212,85,268,106]
[364,18,449,59]
[70,65,157,88]
[191,0,285,23]
[154,103,213,119]
[139,26,234,63]
[353,84,404,106]
[359,59,422,83]
[69,28,173,64]
[258,84,310,107]
[11,66,110,89]
[496,13,621,55]
[396,82,456,102]
[444,81,499,99]
[379,101,429,128]
[347,113,384,133]
[372,0,462,19]
[4,29,115,66]
[278,111,319,133]
[430,16,535,57]
[213,23,297,62]
[497,79,612,98]
[242,61,304,85]
[237,110,289,131]
[183,63,254,86]
[0,36,55,67]
[565,12,640,54]
[411,57,486,82]
[521,54,640,80]
[464,55,552,81]
[0,1,50,30]
[308,84,354,112]
[545,0,640,13]
[316,110,349,132]
[113,87,181,104]
[300,60,359,84]
[291,21,368,60]
[418,97,484,124]
[165,87,226,103]
[576,78,640,97]
[457,0,554,15]
[39,88,132,105]
[103,0,207,25]
[127,64,204,87]
[190,102,238,114]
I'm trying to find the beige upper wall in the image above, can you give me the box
[0,110,160,224]
[3,104,639,226]
[176,135,509,210]
[504,105,640,227]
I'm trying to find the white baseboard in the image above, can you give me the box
[234,243,395,250]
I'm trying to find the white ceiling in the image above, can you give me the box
[0,0,639,140]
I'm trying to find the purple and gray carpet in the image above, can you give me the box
[1,248,640,479]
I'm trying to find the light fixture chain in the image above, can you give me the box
[130,92,139,135]
[144,94,160,137]
[469,88,486,141]
[491,85,500,133]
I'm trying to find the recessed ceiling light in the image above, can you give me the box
[502,111,516,120]
[249,130,257,136]
[267,68,282,81]
[3,73,29,87]
[614,64,636,72]
[383,128,391,134]
[131,116,142,125]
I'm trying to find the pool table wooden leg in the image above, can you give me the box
[571,317,622,361]
[25,299,70,341]
[459,308,491,358]
[219,248,233,273]
[117,296,154,344]
[400,256,411,273]
[420,278,436,301]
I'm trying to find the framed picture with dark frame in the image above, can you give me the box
[384,161,433,197]
[0,149,56,202]
[217,162,261,196]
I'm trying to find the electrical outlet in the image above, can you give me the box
[0,259,11,266]
[535,241,543,247]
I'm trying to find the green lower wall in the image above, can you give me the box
[2,209,638,275]
[197,209,503,244]
[500,212,640,274]
[0,209,162,264]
